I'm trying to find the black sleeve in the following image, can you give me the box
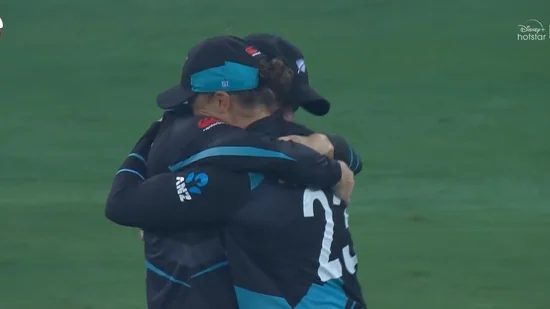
[326,134,363,175]
[105,121,250,230]
[105,164,251,230]
[168,122,342,189]
[266,120,363,175]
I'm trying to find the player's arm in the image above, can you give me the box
[104,121,251,229]
[169,121,342,189]
[276,121,363,175]
[325,134,363,175]
[105,166,250,230]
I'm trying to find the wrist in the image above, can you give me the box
[331,160,344,188]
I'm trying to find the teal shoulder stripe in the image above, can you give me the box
[248,173,265,190]
[169,146,295,172]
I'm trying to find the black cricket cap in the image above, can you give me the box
[244,33,330,116]
[157,35,264,110]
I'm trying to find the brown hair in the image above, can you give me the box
[258,57,294,95]
[231,57,294,108]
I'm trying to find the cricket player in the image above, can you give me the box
[105,122,366,308]
[106,36,353,309]
[246,33,331,120]
[243,33,362,174]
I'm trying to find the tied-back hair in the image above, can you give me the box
[258,57,293,96]
[231,57,294,108]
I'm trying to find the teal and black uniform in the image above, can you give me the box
[105,112,366,309]
[106,34,364,309]
[106,115,344,309]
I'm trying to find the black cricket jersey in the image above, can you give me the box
[105,113,366,309]
[105,115,343,309]
[226,183,366,309]
[231,112,366,308]
[105,167,366,309]
[246,111,363,175]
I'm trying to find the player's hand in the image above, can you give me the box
[279,134,334,158]
[131,120,162,159]
[333,161,354,203]
[139,230,144,241]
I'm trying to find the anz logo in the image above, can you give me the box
[176,172,209,202]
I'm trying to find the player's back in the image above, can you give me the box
[134,112,347,309]
[144,115,237,309]
[224,179,366,309]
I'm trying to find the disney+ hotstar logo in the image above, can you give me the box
[517,19,547,41]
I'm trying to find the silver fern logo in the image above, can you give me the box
[296,59,306,74]
[517,19,547,41]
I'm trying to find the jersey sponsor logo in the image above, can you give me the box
[176,177,191,202]
[245,46,262,57]
[197,117,224,131]
[176,172,209,202]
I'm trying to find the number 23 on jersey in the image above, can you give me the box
[303,189,358,282]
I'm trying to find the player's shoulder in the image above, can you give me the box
[247,113,314,137]
[153,115,246,161]
[152,116,200,149]
[179,115,241,134]
[170,115,221,132]
[164,115,237,143]
[147,116,230,169]
[279,121,314,136]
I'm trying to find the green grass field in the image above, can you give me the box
[1,0,549,308]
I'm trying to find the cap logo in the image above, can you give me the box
[221,80,229,88]
[296,59,306,74]
[245,46,262,57]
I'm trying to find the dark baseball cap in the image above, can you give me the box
[157,35,264,110]
[244,33,330,116]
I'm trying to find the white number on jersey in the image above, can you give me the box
[303,189,358,282]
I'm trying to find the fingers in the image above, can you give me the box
[334,161,355,204]
[279,134,334,157]
[278,135,302,142]
[310,134,334,158]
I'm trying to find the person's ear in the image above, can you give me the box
[213,91,231,114]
